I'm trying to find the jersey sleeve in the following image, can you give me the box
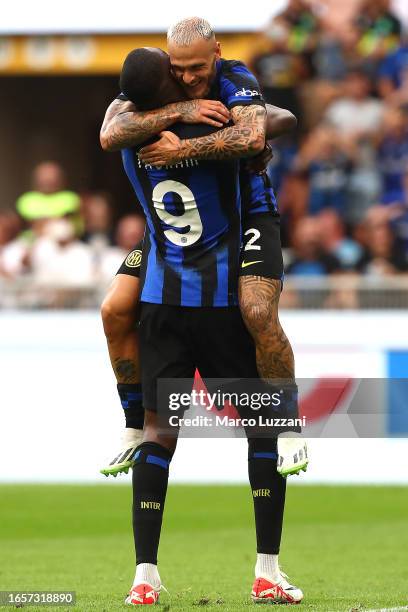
[239,164,252,213]
[219,60,265,109]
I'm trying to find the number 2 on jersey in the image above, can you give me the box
[244,228,261,251]
[152,180,203,247]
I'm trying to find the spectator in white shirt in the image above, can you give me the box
[30,219,94,287]
[324,68,384,139]
[97,214,145,285]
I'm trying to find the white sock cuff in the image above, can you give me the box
[255,553,280,581]
[134,563,160,589]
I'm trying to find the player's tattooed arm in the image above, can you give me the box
[138,104,266,166]
[245,106,296,174]
[100,98,181,151]
[239,276,295,380]
[100,98,230,151]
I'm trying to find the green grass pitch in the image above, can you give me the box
[1,484,407,611]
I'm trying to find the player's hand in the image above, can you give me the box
[139,131,183,167]
[177,99,230,128]
[245,143,273,174]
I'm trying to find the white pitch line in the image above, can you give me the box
[361,607,408,612]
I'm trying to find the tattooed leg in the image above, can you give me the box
[100,274,144,477]
[239,277,307,476]
[238,276,294,381]
[101,274,141,384]
[100,275,144,427]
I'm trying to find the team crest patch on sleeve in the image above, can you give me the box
[126,250,142,268]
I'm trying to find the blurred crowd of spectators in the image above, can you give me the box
[250,0,408,281]
[0,0,407,308]
[0,161,145,294]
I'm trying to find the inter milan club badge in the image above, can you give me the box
[126,250,142,268]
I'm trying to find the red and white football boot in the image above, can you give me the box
[251,572,303,604]
[125,583,161,605]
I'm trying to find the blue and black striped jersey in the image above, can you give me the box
[240,166,278,218]
[121,58,273,307]
[122,123,241,307]
[209,58,264,110]
[211,60,278,219]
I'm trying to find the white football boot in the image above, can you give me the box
[100,428,143,477]
[277,432,308,477]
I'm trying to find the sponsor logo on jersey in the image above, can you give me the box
[126,249,142,268]
[235,88,260,97]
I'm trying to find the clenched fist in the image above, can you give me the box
[139,131,184,167]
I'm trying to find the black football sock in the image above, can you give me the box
[132,442,173,565]
[117,383,144,430]
[248,438,286,554]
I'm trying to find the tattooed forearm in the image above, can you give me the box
[99,98,224,151]
[113,358,139,384]
[239,276,295,381]
[179,104,266,161]
[100,98,181,151]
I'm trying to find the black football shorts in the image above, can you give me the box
[240,212,283,280]
[139,303,259,413]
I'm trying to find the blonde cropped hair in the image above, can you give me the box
[167,17,214,46]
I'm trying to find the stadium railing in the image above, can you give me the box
[1,275,408,310]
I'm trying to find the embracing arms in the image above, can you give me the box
[100,96,296,167]
[139,104,267,166]
[100,98,230,151]
[100,95,296,153]
[172,102,298,159]
[138,103,297,167]
[100,99,179,151]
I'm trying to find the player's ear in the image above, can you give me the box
[215,41,221,59]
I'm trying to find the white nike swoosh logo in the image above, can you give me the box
[241,260,264,268]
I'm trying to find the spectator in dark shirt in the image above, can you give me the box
[274,0,320,72]
[318,209,363,270]
[356,207,408,274]
[353,0,401,75]
[294,126,356,217]
[378,106,408,204]
[286,216,341,276]
[250,19,306,120]
[81,192,116,247]
[378,41,408,101]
